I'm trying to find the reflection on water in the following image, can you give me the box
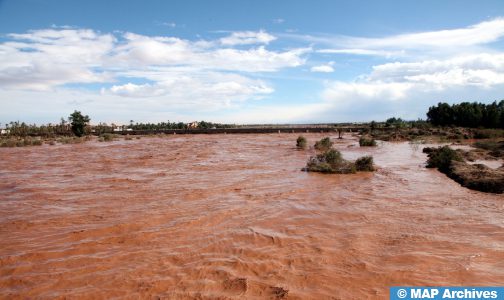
[0,133,503,299]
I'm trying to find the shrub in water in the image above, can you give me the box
[1,139,17,147]
[101,133,114,142]
[314,137,333,151]
[355,156,375,171]
[426,146,462,172]
[58,137,72,144]
[322,148,343,166]
[473,140,504,158]
[296,136,307,149]
[359,136,377,147]
[306,149,356,174]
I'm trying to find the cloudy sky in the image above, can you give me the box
[1,0,504,125]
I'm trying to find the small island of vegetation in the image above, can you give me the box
[424,146,504,194]
[303,137,375,174]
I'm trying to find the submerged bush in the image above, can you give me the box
[306,149,351,173]
[473,140,504,158]
[56,136,86,144]
[424,145,503,193]
[425,146,463,172]
[314,137,333,151]
[359,136,377,147]
[355,156,375,171]
[323,148,343,165]
[23,138,32,146]
[0,139,17,147]
[58,137,72,144]
[473,128,504,139]
[305,149,375,174]
[99,133,115,142]
[296,135,307,149]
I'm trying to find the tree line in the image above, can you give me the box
[126,120,234,131]
[1,111,235,137]
[427,100,504,128]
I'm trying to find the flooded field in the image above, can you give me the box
[0,133,503,299]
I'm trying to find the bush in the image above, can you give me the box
[473,129,504,139]
[100,133,115,142]
[314,137,333,151]
[57,136,86,144]
[355,156,375,171]
[23,138,33,146]
[32,139,43,146]
[305,149,374,174]
[424,146,504,193]
[473,140,504,158]
[306,149,351,173]
[359,136,377,147]
[1,139,17,147]
[426,146,463,172]
[296,136,307,149]
[58,137,72,144]
[323,148,343,165]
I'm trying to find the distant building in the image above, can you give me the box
[0,129,10,135]
[188,121,199,129]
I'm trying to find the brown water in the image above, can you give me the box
[0,133,503,299]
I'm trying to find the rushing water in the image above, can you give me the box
[0,133,503,299]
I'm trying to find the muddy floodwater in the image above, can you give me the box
[1,133,503,299]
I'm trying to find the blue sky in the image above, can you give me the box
[1,0,504,125]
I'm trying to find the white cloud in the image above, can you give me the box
[318,48,405,58]
[0,27,308,123]
[0,29,115,90]
[107,71,274,106]
[351,18,504,49]
[323,81,413,102]
[318,52,504,121]
[289,18,504,58]
[310,64,334,73]
[369,53,504,88]
[108,32,305,72]
[273,18,285,24]
[0,29,304,91]
[162,22,177,28]
[109,83,165,97]
[0,28,306,91]
[313,21,504,121]
[220,30,277,45]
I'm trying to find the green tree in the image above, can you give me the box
[370,120,377,131]
[68,111,90,137]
